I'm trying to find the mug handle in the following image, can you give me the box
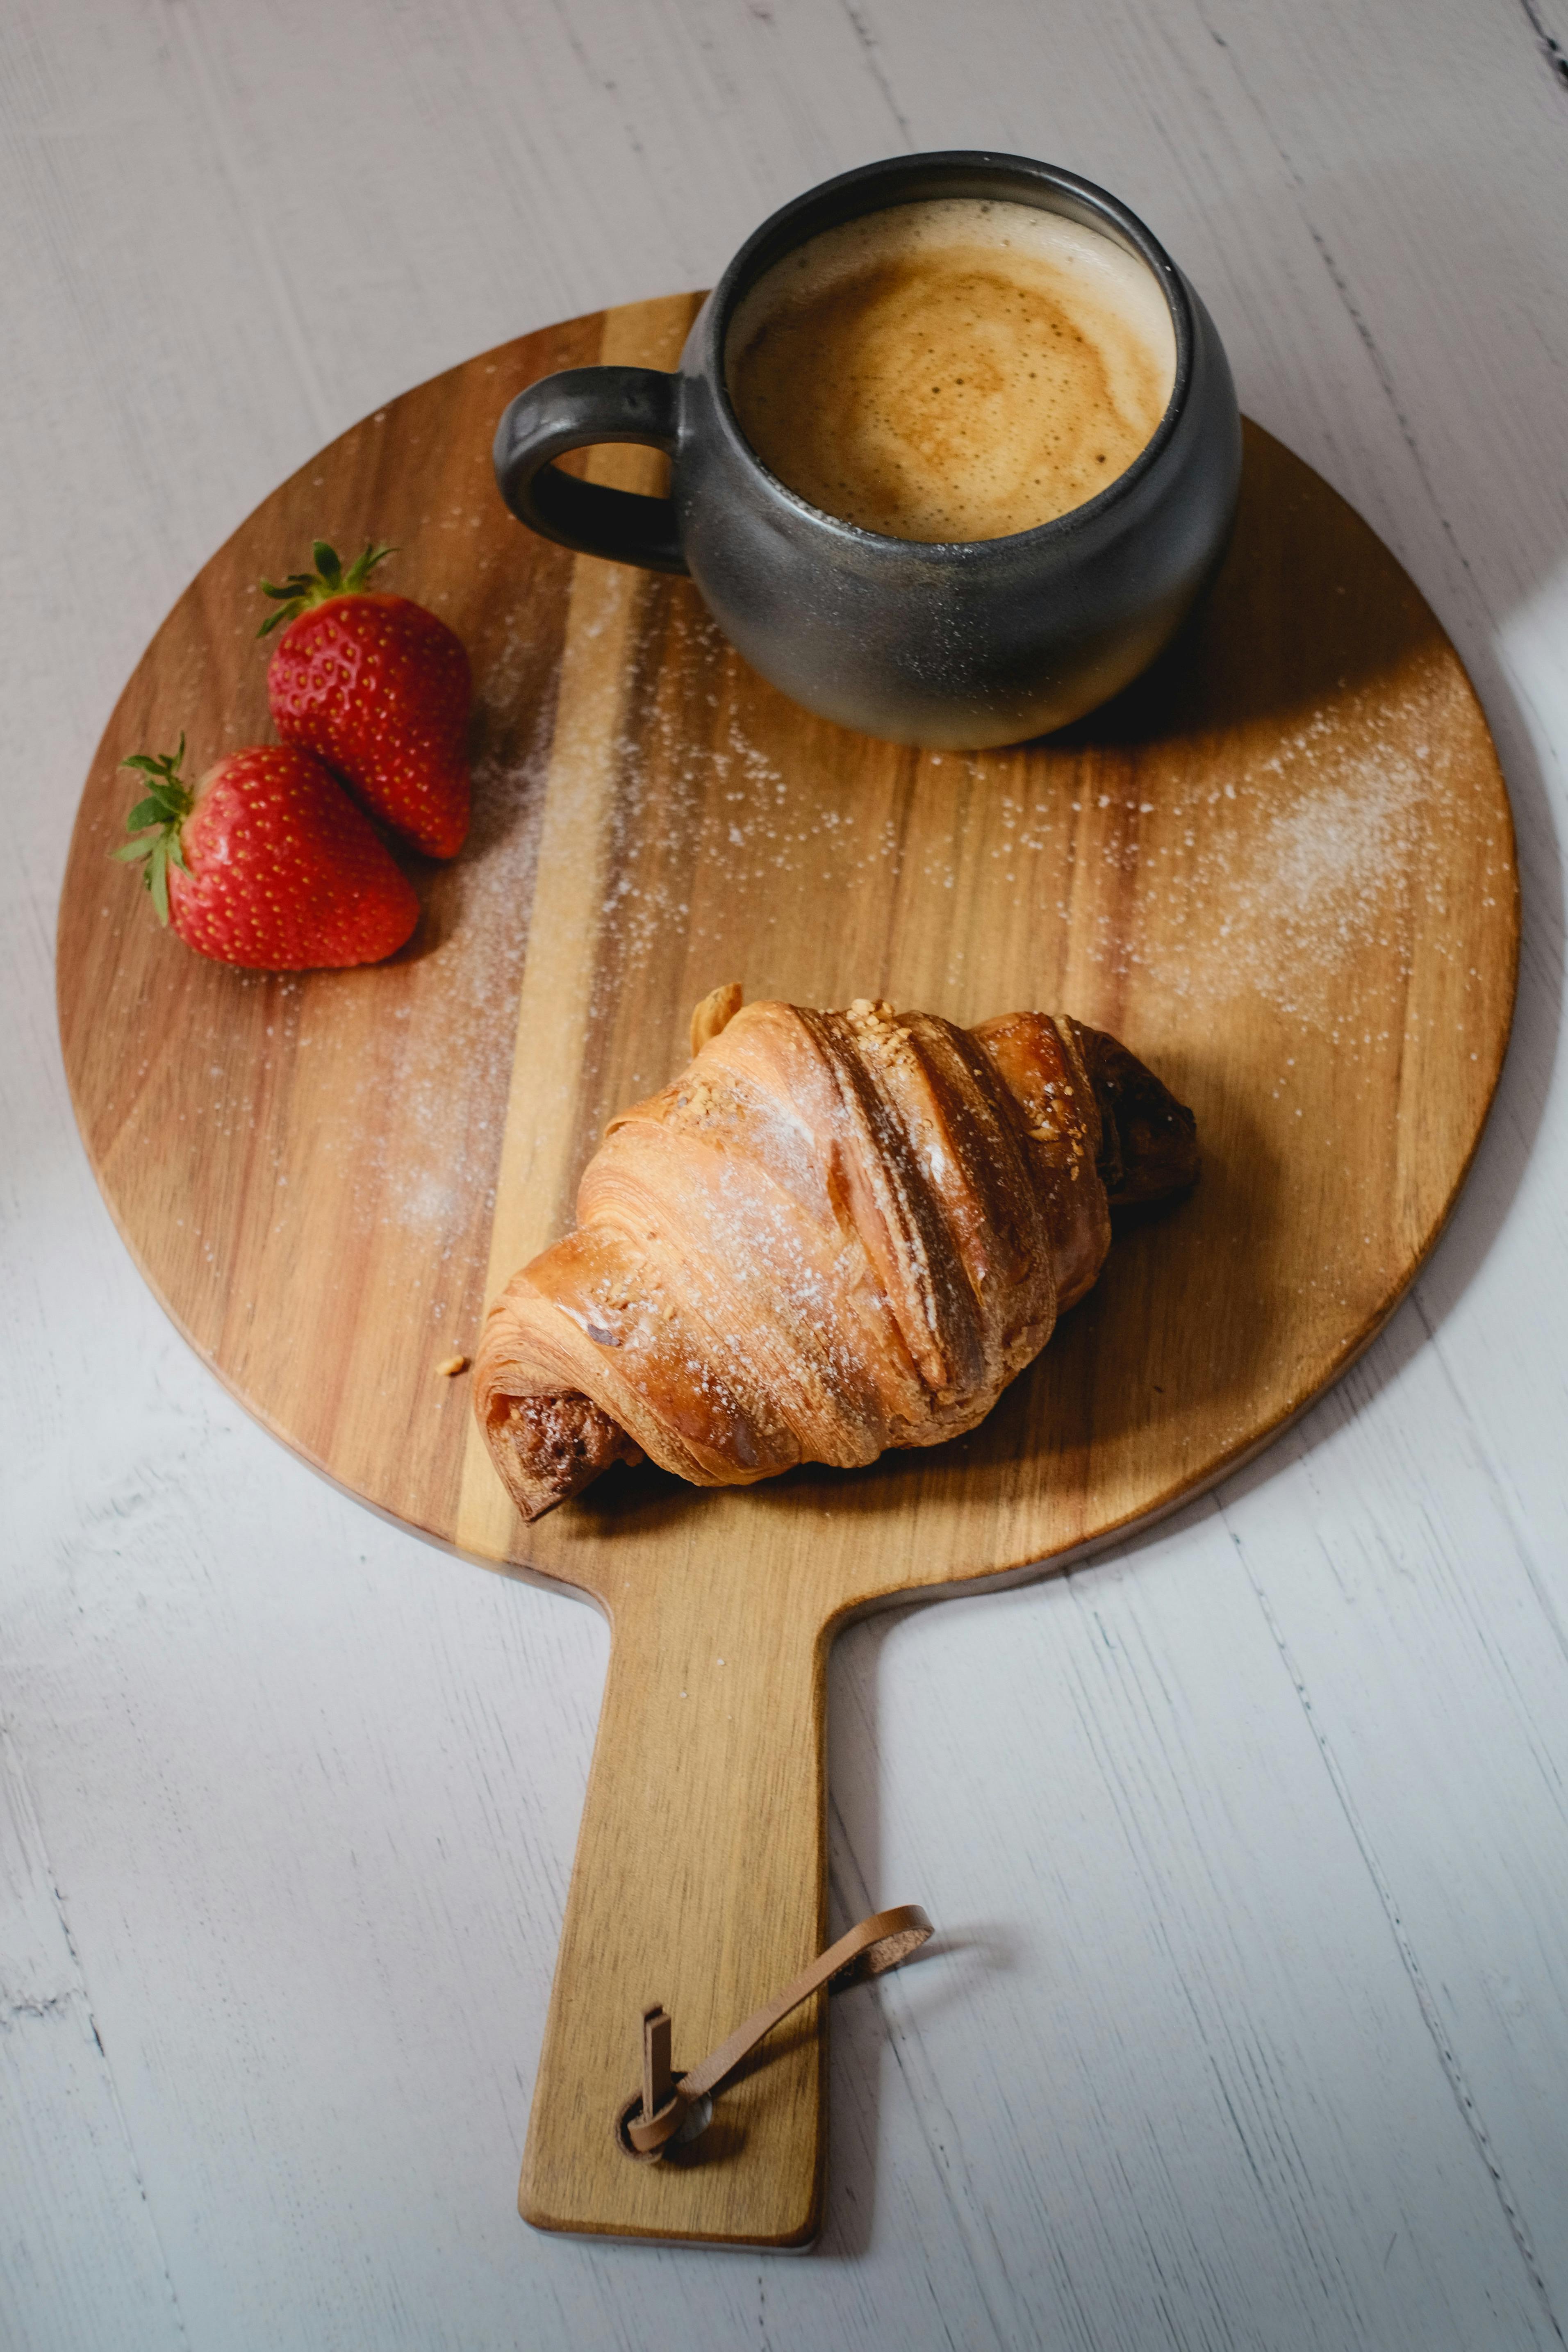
[493,367,686,576]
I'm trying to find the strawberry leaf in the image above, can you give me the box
[114,737,192,925]
[343,540,397,592]
[257,538,398,634]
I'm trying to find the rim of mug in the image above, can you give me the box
[703,149,1195,557]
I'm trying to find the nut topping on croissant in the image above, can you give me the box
[474,993,1197,1521]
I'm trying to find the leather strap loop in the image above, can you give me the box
[623,1904,933,2156]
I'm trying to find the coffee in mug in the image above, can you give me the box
[725,198,1177,543]
[493,152,1240,746]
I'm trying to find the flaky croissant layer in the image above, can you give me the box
[474,993,1197,1521]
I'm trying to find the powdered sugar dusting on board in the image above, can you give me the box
[559,598,1486,1050]
[1094,692,1454,1029]
[353,602,558,1240]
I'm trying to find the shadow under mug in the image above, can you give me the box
[493,151,1242,749]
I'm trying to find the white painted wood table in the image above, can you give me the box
[5,2,1568,2344]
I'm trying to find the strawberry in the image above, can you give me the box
[116,736,420,970]
[259,541,471,859]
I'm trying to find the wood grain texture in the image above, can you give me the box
[55,295,1515,2243]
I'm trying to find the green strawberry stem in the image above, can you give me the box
[113,735,192,925]
[256,539,396,637]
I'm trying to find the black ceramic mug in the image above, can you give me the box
[493,151,1241,748]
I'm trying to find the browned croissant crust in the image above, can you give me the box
[474,993,1196,1521]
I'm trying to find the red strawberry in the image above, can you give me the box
[115,736,420,970]
[259,541,471,858]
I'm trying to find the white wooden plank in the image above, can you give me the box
[1518,0,1568,88]
[828,1503,1563,2351]
[1215,1322,1568,2320]
[0,1724,185,2352]
[0,1,330,682]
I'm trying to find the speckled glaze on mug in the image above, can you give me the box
[493,152,1241,748]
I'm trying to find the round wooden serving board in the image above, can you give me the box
[59,294,1517,2249]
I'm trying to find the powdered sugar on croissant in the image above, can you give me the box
[474,993,1196,1521]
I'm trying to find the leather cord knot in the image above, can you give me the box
[618,1904,933,2160]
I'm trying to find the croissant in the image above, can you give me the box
[474,989,1197,1521]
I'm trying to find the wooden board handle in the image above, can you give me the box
[519,1562,830,2246]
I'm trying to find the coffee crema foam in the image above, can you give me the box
[726,198,1177,542]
